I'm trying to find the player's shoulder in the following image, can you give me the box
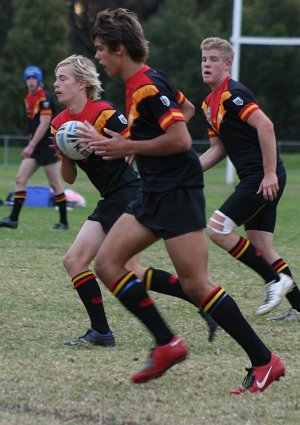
[146,68,172,89]
[92,99,115,111]
[51,109,70,130]
[143,67,179,102]
[227,78,255,99]
[37,87,53,101]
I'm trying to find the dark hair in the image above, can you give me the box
[91,8,149,62]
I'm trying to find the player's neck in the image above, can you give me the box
[67,96,88,115]
[121,60,145,81]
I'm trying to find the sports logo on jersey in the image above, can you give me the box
[233,97,244,106]
[118,114,127,125]
[160,95,170,107]
[206,106,212,125]
[42,101,50,108]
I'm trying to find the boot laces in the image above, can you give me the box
[241,367,255,390]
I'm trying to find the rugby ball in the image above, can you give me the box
[55,120,93,160]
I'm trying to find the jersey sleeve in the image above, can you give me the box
[177,90,186,106]
[40,91,54,116]
[142,82,185,132]
[94,109,130,138]
[225,87,260,122]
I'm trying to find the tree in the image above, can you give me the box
[0,0,70,134]
[0,0,13,57]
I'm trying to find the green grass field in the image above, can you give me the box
[0,155,299,425]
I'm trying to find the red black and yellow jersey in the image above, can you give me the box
[51,99,140,197]
[202,76,283,180]
[125,65,203,192]
[24,88,54,140]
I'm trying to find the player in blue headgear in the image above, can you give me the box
[23,65,43,85]
[0,65,69,231]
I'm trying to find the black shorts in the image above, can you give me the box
[126,187,206,239]
[31,139,58,166]
[219,170,286,233]
[88,185,142,234]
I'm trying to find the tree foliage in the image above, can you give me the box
[0,0,299,141]
[0,0,69,134]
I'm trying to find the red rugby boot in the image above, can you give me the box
[131,335,188,384]
[231,352,285,394]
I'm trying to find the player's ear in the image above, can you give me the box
[225,59,232,71]
[79,81,87,92]
[115,43,126,56]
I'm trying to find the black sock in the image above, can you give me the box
[272,259,300,311]
[200,286,271,366]
[229,237,278,283]
[72,271,110,334]
[143,268,195,305]
[10,191,26,221]
[55,192,68,225]
[111,271,174,345]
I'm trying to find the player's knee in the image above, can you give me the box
[94,258,106,280]
[63,251,73,272]
[180,277,210,302]
[63,251,85,273]
[207,210,237,241]
[15,174,26,186]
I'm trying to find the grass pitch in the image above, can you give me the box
[0,155,299,425]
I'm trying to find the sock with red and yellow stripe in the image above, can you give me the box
[200,286,271,366]
[272,258,300,311]
[143,268,195,305]
[229,236,278,283]
[72,270,110,334]
[55,192,68,225]
[10,191,26,221]
[111,271,174,345]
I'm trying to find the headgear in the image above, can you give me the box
[23,65,43,85]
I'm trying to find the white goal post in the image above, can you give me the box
[226,0,300,184]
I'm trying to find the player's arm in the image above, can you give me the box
[88,120,192,160]
[60,154,77,184]
[178,95,195,123]
[22,115,51,158]
[199,136,227,172]
[246,109,278,201]
[50,124,77,184]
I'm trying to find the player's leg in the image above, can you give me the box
[207,188,293,314]
[63,220,114,346]
[44,162,68,230]
[130,255,217,341]
[247,228,300,320]
[165,229,285,394]
[0,158,38,229]
[94,213,188,383]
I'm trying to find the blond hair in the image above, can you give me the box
[55,55,103,100]
[200,37,234,62]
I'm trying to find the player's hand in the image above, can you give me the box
[86,128,131,160]
[22,144,34,158]
[257,173,279,201]
[49,136,63,160]
[125,154,135,165]
[75,121,106,144]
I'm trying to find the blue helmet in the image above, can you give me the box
[23,65,43,85]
